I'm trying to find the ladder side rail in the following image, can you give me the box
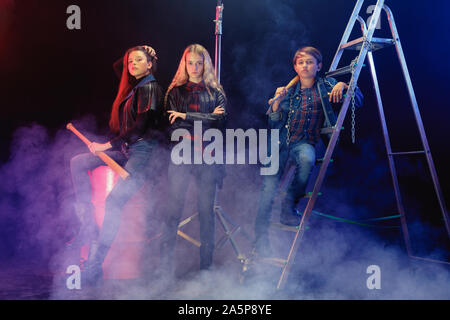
[276,100,347,289]
[277,44,370,289]
[277,2,386,289]
[363,0,385,46]
[356,15,413,255]
[329,0,366,72]
[383,5,450,236]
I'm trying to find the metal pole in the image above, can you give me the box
[214,0,224,82]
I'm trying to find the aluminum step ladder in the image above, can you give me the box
[268,0,449,290]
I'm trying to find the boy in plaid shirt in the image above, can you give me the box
[254,46,363,256]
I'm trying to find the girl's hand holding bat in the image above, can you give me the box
[88,141,112,155]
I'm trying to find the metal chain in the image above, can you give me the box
[351,89,356,144]
[284,80,357,144]
[350,56,359,144]
[285,95,294,145]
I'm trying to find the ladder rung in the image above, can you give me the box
[326,65,354,77]
[388,151,426,156]
[270,222,299,232]
[341,36,395,51]
[260,257,287,268]
[320,126,344,135]
[305,192,322,198]
[316,158,334,164]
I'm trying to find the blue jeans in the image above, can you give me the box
[160,162,218,270]
[254,140,316,242]
[70,139,157,249]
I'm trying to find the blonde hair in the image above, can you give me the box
[164,44,225,108]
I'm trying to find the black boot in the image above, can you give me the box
[83,241,109,287]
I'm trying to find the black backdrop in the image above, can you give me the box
[1,0,449,266]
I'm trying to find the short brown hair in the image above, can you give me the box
[293,46,323,66]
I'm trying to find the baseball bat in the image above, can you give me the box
[267,76,299,105]
[66,123,130,180]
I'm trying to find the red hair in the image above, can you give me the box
[109,46,155,132]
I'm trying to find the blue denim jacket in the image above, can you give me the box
[268,76,363,148]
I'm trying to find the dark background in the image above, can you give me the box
[0,0,449,274]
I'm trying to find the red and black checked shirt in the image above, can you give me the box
[183,81,206,155]
[184,81,206,112]
[285,86,324,145]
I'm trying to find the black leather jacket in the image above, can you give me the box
[110,74,164,150]
[165,83,227,138]
[165,82,227,188]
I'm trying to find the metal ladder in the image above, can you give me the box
[270,0,450,290]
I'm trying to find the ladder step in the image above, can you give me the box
[326,65,353,77]
[305,191,322,198]
[326,64,366,77]
[260,257,288,268]
[325,65,353,77]
[278,192,322,199]
[316,158,334,164]
[270,222,300,232]
[388,151,426,156]
[320,126,344,135]
[341,36,395,51]
[326,55,365,78]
